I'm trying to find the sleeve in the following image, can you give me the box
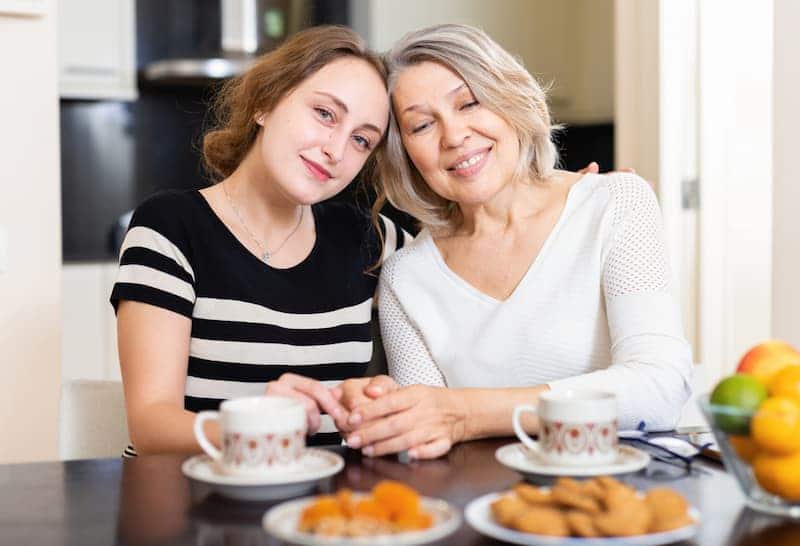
[109,193,196,318]
[377,213,414,265]
[378,260,446,387]
[548,174,694,431]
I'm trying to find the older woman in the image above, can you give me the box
[340,24,693,460]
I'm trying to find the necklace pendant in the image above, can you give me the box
[262,250,271,262]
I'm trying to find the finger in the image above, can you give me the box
[408,437,452,460]
[361,426,435,457]
[279,374,348,423]
[347,411,413,449]
[265,382,322,434]
[365,375,400,398]
[330,385,343,401]
[347,388,415,427]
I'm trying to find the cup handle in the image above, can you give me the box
[512,404,543,455]
[194,411,222,461]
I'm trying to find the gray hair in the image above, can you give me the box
[374,24,560,233]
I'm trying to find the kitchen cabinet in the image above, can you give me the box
[58,0,136,100]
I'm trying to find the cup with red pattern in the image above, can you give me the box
[194,396,307,476]
[512,390,618,466]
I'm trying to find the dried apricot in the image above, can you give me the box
[372,480,421,519]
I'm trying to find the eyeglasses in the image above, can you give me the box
[619,421,713,476]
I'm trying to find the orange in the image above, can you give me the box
[769,365,800,400]
[737,340,800,384]
[729,435,759,463]
[753,451,800,501]
[751,396,800,454]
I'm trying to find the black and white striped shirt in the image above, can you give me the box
[110,190,410,449]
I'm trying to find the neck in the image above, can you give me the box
[456,175,548,237]
[224,144,305,231]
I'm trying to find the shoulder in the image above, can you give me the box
[123,190,200,261]
[595,172,660,227]
[314,200,371,239]
[314,199,369,224]
[129,189,200,233]
[380,230,431,287]
[599,171,657,205]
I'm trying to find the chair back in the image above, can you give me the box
[59,380,129,460]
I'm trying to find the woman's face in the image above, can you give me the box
[392,61,520,208]
[257,57,389,205]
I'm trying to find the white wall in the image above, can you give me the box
[351,0,614,124]
[772,0,800,346]
[0,2,62,463]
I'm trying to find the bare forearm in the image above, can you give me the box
[128,402,220,455]
[451,385,550,442]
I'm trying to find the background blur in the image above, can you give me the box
[1,0,796,463]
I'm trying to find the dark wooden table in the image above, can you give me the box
[1,438,800,545]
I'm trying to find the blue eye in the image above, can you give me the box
[315,107,334,122]
[353,135,371,151]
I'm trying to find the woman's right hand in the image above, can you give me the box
[264,373,349,434]
[333,375,400,431]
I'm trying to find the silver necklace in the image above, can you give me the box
[222,181,304,263]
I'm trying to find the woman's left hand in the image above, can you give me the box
[344,385,468,460]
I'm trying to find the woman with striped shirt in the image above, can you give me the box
[111,26,409,456]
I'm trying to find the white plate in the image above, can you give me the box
[181,449,343,501]
[262,494,462,545]
[465,491,700,546]
[496,443,651,479]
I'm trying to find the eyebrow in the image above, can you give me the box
[314,91,383,135]
[400,83,468,115]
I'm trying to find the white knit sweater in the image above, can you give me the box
[378,172,693,431]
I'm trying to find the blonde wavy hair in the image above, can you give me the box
[373,24,560,234]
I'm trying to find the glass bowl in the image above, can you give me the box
[699,394,800,518]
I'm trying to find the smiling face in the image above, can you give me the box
[256,57,390,205]
[392,61,522,208]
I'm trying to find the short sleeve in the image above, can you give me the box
[377,213,414,265]
[109,192,196,318]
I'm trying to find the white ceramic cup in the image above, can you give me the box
[512,389,618,466]
[194,396,307,476]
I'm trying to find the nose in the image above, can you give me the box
[322,128,348,164]
[440,115,470,149]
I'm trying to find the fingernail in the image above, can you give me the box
[348,435,361,448]
[349,413,362,426]
[372,386,383,395]
[362,446,374,457]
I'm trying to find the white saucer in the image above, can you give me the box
[465,491,700,546]
[263,493,461,546]
[496,442,651,479]
[181,448,344,502]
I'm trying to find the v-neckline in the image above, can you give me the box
[424,173,591,305]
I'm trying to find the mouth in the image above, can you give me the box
[446,146,492,177]
[300,156,333,182]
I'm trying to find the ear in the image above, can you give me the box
[254,112,266,126]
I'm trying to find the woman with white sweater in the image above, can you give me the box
[339,24,693,460]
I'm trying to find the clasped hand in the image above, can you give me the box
[265,373,466,459]
[336,376,467,460]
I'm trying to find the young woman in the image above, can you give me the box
[111,26,410,455]
[339,24,693,460]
